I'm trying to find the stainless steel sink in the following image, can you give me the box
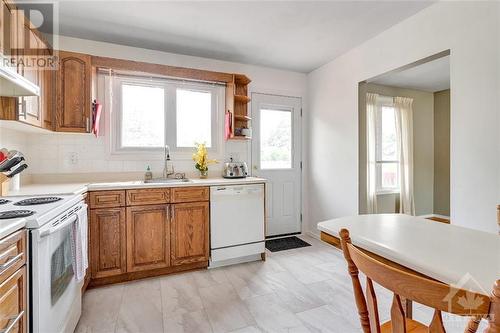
[144,178,191,184]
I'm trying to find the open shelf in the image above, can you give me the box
[234,95,251,103]
[230,135,252,140]
[234,115,252,121]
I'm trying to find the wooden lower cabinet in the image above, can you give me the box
[0,267,27,333]
[171,202,209,266]
[88,187,210,287]
[126,205,170,272]
[90,208,127,279]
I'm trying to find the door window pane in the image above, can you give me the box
[176,89,212,147]
[260,108,292,169]
[121,84,165,148]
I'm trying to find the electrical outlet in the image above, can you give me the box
[69,152,78,165]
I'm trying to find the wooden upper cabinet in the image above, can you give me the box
[90,208,126,279]
[56,50,91,132]
[0,267,27,333]
[126,205,171,272]
[18,29,41,127]
[171,202,209,266]
[0,2,11,56]
[41,61,55,130]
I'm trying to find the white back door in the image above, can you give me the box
[251,93,302,237]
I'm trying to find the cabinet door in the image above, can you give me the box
[41,59,54,130]
[126,205,170,272]
[90,208,126,279]
[0,2,12,56]
[56,51,91,132]
[171,202,209,266]
[19,29,41,127]
[0,267,27,333]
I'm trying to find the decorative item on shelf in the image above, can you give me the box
[192,143,218,179]
[234,127,243,136]
[241,127,252,137]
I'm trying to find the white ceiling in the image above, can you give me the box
[48,1,434,73]
[369,56,450,92]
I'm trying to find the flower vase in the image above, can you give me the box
[199,169,208,179]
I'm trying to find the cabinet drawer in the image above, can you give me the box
[126,188,170,206]
[0,230,26,284]
[89,191,125,209]
[171,187,209,203]
[0,267,27,333]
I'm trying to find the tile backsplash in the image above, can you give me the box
[1,127,250,181]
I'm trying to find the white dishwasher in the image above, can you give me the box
[210,184,265,267]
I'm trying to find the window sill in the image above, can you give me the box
[376,190,400,195]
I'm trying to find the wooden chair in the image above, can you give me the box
[339,228,500,333]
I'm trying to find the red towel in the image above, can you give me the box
[225,111,232,140]
[92,102,102,137]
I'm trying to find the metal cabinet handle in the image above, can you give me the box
[85,117,90,132]
[0,253,23,273]
[0,311,24,333]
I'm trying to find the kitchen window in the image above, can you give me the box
[375,100,400,193]
[109,73,222,154]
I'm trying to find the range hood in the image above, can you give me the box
[0,59,40,97]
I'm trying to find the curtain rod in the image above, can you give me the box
[96,67,227,87]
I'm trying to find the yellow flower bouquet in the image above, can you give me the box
[192,143,218,178]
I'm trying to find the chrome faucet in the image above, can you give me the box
[163,145,174,178]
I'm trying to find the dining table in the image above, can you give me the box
[317,213,500,328]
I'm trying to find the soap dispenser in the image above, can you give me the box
[145,165,153,181]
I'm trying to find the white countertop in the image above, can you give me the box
[87,177,267,191]
[7,183,89,196]
[0,177,267,239]
[0,217,26,239]
[318,214,500,295]
[5,177,267,196]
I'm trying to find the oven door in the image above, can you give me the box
[30,203,87,333]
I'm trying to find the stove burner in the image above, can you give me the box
[0,210,35,219]
[0,199,10,205]
[14,197,63,206]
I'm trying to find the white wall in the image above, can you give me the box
[307,2,500,234]
[17,36,306,179]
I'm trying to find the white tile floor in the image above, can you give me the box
[76,235,488,333]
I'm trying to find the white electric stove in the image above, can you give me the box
[0,193,87,333]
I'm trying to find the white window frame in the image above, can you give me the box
[106,73,223,159]
[375,96,400,194]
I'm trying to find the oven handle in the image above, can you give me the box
[0,311,24,333]
[39,213,78,238]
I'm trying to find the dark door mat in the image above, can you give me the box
[265,236,311,252]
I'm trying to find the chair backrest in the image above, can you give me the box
[338,228,500,333]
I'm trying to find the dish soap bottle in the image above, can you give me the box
[144,165,153,181]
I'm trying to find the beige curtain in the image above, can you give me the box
[394,97,415,215]
[366,93,378,214]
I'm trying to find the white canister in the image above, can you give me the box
[241,128,252,137]
[9,174,20,191]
